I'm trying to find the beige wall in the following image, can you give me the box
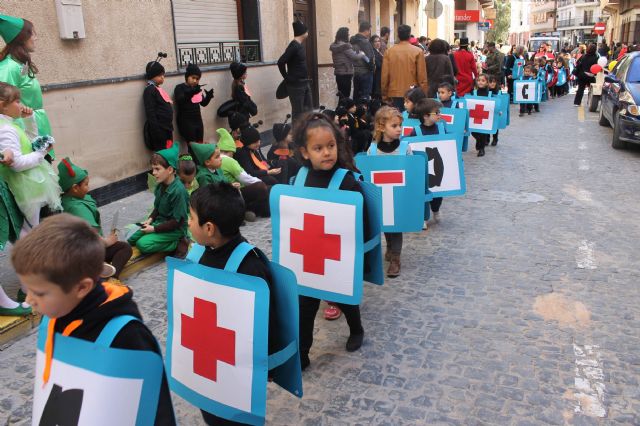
[1,1,294,189]
[1,0,177,85]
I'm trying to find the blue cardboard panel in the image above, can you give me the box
[513,80,542,104]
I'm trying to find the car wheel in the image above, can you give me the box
[589,94,600,112]
[612,113,628,150]
[598,102,610,126]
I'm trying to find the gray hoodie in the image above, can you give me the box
[350,33,375,75]
[330,41,365,76]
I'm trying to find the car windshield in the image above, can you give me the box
[529,40,559,52]
[626,58,640,83]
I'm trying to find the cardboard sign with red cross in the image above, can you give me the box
[462,96,499,134]
[166,258,271,425]
[270,182,368,305]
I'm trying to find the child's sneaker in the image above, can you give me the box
[422,220,428,230]
[324,304,342,320]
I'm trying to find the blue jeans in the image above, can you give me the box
[353,72,373,102]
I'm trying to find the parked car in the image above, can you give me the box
[598,51,640,149]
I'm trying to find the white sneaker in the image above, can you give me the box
[422,220,428,230]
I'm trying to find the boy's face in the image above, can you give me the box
[20,274,92,318]
[186,75,200,87]
[204,148,222,169]
[437,88,452,101]
[488,80,497,89]
[188,207,215,246]
[524,69,533,77]
[152,73,165,86]
[152,163,173,185]
[422,110,441,127]
[70,176,90,198]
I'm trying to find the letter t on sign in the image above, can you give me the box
[371,170,405,226]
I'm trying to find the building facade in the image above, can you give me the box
[453,0,493,45]
[601,0,640,44]
[530,0,558,34]
[509,0,532,47]
[556,0,600,45]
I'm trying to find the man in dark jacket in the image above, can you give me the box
[485,42,505,82]
[350,21,375,102]
[277,20,313,122]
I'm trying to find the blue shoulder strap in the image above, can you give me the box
[224,242,255,272]
[95,315,140,347]
[293,167,309,187]
[367,143,378,155]
[436,121,445,134]
[473,89,477,96]
[399,139,410,154]
[328,168,348,190]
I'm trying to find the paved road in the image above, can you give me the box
[1,94,639,425]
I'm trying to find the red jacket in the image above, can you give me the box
[453,49,477,97]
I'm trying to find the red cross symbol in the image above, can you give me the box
[372,171,405,185]
[469,103,490,124]
[182,298,236,382]
[290,213,341,275]
[441,114,454,124]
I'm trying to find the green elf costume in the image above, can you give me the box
[0,14,54,157]
[189,142,227,187]
[127,144,189,254]
[58,158,133,278]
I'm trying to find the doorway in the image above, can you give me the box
[293,0,319,107]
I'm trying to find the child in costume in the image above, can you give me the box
[437,82,456,108]
[216,128,270,218]
[403,87,427,116]
[0,82,60,236]
[371,106,411,276]
[128,144,190,256]
[228,111,250,149]
[174,63,214,143]
[143,53,173,151]
[413,99,446,224]
[519,65,536,117]
[0,149,29,316]
[11,214,176,424]
[267,117,301,183]
[293,112,366,369]
[58,158,133,279]
[472,74,491,157]
[236,125,283,185]
[230,62,257,120]
[177,154,199,195]
[488,75,501,146]
[188,182,282,425]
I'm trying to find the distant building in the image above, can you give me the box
[556,0,600,46]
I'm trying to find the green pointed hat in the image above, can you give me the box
[190,142,217,165]
[216,128,236,153]
[0,14,24,44]
[57,157,88,192]
[157,143,180,169]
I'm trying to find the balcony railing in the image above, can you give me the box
[557,19,575,27]
[177,40,261,68]
[557,19,596,28]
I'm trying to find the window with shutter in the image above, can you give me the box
[172,0,261,68]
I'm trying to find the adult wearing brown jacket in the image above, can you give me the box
[381,24,428,111]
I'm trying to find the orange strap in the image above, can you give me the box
[43,319,83,386]
[250,152,269,171]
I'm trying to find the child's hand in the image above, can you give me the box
[142,218,153,226]
[20,106,33,118]
[104,233,118,247]
[268,168,282,175]
[141,224,154,233]
[232,182,241,189]
[0,149,14,166]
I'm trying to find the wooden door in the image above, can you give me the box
[293,0,319,107]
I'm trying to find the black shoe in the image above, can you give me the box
[528,111,532,115]
[477,148,485,157]
[346,332,364,352]
[491,139,498,146]
[301,353,310,371]
[519,113,524,117]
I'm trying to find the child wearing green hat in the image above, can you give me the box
[189,141,228,188]
[58,158,133,278]
[215,128,270,217]
[128,144,190,256]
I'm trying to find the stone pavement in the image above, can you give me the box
[1,94,640,425]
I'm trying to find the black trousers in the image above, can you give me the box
[574,78,592,105]
[299,296,363,356]
[287,82,313,123]
[335,74,353,99]
[105,241,133,278]
[430,197,443,213]
[240,182,270,217]
[472,132,489,150]
[384,232,403,255]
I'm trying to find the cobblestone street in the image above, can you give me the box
[1,95,640,425]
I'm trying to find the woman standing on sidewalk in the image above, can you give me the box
[330,27,366,100]
[573,44,598,107]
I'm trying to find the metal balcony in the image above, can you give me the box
[177,40,261,68]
